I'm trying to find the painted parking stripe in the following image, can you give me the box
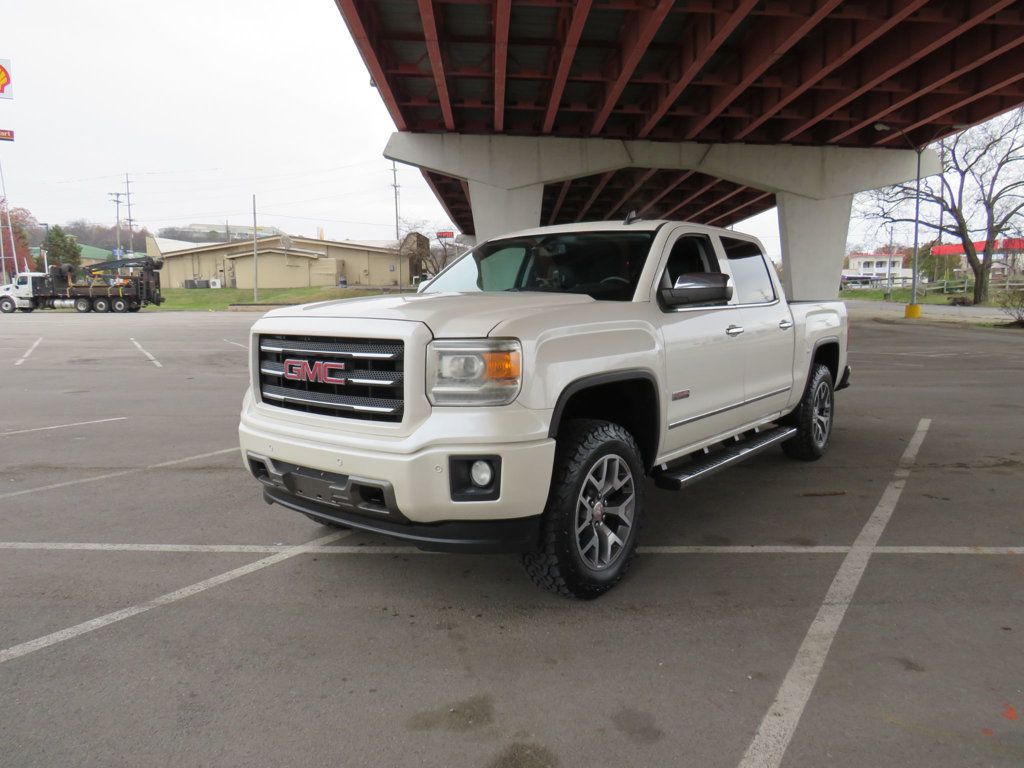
[223,338,247,349]
[14,337,41,366]
[129,337,162,367]
[737,418,931,768]
[0,447,239,500]
[1,542,1015,557]
[1,417,128,437]
[0,531,349,666]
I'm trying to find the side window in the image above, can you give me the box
[16,275,28,286]
[479,246,528,291]
[662,234,721,287]
[721,237,776,304]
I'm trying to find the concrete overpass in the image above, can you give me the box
[333,0,1024,298]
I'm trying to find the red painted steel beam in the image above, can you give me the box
[874,60,1024,146]
[638,0,757,138]
[417,0,456,131]
[333,0,408,130]
[662,178,719,219]
[605,168,659,218]
[690,186,749,220]
[591,0,675,135]
[421,170,467,233]
[575,171,616,222]
[780,0,1017,142]
[829,29,1024,144]
[684,0,841,140]
[548,180,573,225]
[494,0,512,132]
[543,0,593,133]
[638,171,695,216]
[706,191,774,226]
[733,0,930,141]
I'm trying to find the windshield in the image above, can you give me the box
[422,231,656,301]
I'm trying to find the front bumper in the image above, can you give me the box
[240,391,556,532]
[262,484,541,553]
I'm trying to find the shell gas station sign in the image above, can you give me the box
[0,59,12,100]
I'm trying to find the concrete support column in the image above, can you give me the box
[467,181,545,243]
[776,192,853,301]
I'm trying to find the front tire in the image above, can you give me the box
[523,419,644,599]
[782,364,834,461]
[0,297,16,313]
[111,297,128,313]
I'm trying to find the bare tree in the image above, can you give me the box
[859,108,1024,304]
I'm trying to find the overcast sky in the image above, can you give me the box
[0,0,849,255]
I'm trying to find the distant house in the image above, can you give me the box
[146,233,407,289]
[931,238,1024,276]
[842,251,913,283]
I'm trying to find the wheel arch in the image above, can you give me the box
[548,370,661,472]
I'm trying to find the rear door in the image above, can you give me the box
[718,235,795,420]
[656,228,747,456]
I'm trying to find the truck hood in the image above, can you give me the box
[269,291,596,337]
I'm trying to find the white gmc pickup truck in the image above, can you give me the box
[240,220,849,598]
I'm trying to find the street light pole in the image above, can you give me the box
[874,122,927,318]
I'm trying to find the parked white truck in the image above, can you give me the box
[240,221,849,598]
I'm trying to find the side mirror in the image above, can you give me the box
[660,272,733,308]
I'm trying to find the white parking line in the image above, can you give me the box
[0,531,348,666]
[0,447,239,500]
[640,545,850,554]
[223,338,247,349]
[0,542,286,553]
[129,337,162,367]
[14,337,42,366]
[1,417,128,437]
[737,418,931,768]
[2,541,1016,557]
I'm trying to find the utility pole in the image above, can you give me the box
[109,192,124,254]
[124,173,134,254]
[252,194,259,303]
[391,161,400,241]
[389,160,401,286]
[0,160,18,274]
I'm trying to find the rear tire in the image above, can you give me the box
[782,364,834,461]
[111,297,128,313]
[523,419,644,599]
[0,297,16,313]
[92,297,110,313]
[74,297,92,313]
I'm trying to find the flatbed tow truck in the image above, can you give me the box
[0,256,165,314]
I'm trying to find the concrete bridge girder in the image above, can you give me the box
[384,132,940,301]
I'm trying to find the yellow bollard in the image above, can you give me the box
[904,303,922,319]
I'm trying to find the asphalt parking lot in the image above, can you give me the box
[1,310,1021,768]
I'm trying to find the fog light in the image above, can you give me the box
[470,460,493,487]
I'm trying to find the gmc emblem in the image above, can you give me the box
[283,358,347,385]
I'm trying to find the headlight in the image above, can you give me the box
[427,339,522,406]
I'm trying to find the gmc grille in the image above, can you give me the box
[257,334,404,422]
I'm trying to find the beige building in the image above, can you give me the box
[146,234,408,289]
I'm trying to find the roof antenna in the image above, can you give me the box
[623,209,640,225]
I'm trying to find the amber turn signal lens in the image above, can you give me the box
[482,350,521,381]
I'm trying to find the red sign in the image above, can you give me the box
[0,129,12,142]
[435,231,454,239]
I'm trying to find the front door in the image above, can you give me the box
[657,230,747,457]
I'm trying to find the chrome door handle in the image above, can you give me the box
[725,325,745,337]
[778,318,794,330]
